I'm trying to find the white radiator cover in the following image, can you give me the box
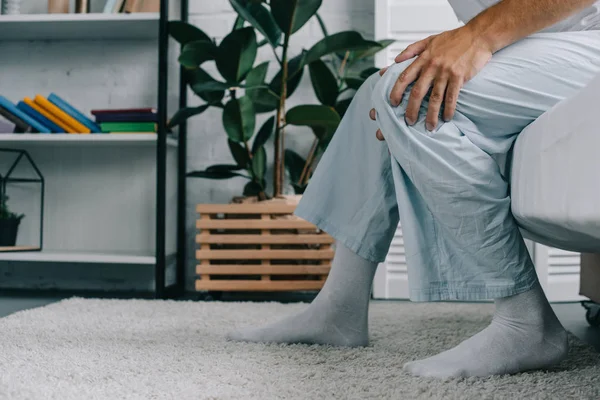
[371,0,583,302]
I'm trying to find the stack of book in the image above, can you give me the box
[0,94,100,134]
[91,108,158,133]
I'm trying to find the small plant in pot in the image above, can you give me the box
[0,195,24,247]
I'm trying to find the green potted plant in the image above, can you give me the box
[0,194,24,247]
[168,0,394,293]
[168,0,394,200]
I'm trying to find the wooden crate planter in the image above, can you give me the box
[196,201,334,292]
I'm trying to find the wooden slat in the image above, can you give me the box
[199,215,211,276]
[0,246,40,252]
[261,214,271,281]
[196,234,334,245]
[197,264,331,275]
[196,279,325,292]
[197,203,297,215]
[197,249,334,260]
[196,219,316,230]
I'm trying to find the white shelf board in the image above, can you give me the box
[0,250,155,264]
[0,133,178,147]
[0,13,160,41]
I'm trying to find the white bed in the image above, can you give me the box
[511,72,600,253]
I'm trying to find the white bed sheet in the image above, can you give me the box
[510,72,600,253]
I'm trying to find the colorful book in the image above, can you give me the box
[91,107,157,115]
[139,0,159,12]
[113,0,125,12]
[34,95,90,134]
[100,122,157,133]
[103,0,117,13]
[24,97,75,133]
[48,93,101,133]
[0,106,32,133]
[0,96,50,133]
[17,102,63,133]
[0,119,15,133]
[94,111,158,123]
[124,0,142,12]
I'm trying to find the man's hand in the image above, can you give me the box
[373,26,493,136]
[370,0,596,140]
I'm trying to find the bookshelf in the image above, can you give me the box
[0,1,188,298]
[0,13,160,40]
[0,133,179,147]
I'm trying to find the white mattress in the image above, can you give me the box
[510,73,600,253]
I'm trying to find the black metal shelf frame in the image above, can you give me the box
[155,0,188,298]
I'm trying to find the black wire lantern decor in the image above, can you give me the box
[0,148,44,252]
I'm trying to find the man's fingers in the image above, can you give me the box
[369,108,376,121]
[425,77,448,131]
[405,71,434,126]
[376,129,385,141]
[394,39,428,64]
[389,58,423,107]
[379,66,389,76]
[443,77,462,122]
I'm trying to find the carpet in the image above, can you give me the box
[0,299,599,400]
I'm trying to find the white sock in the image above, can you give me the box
[404,280,569,378]
[226,242,378,347]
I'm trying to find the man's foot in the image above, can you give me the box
[225,243,377,347]
[226,302,369,347]
[404,281,569,378]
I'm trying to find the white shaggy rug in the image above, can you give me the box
[0,298,599,400]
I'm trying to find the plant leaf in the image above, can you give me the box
[187,170,247,180]
[243,180,265,196]
[251,146,267,181]
[334,97,353,118]
[178,40,218,69]
[351,39,395,61]
[284,149,306,184]
[188,69,226,104]
[308,59,338,106]
[230,0,282,47]
[169,21,213,46]
[271,0,322,34]
[360,67,380,79]
[286,104,341,130]
[168,104,210,128]
[270,53,306,100]
[252,116,275,154]
[228,139,251,167]
[344,77,365,90]
[206,164,245,172]
[216,27,258,83]
[245,61,278,112]
[306,31,381,63]
[291,183,307,195]
[222,97,256,143]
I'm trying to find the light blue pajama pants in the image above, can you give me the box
[294,31,600,301]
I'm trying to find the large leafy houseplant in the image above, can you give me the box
[168,0,393,200]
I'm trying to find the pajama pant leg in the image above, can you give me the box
[294,31,600,301]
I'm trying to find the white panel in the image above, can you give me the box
[534,244,584,302]
[373,225,409,299]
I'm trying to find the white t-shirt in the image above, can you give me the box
[447,0,600,32]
